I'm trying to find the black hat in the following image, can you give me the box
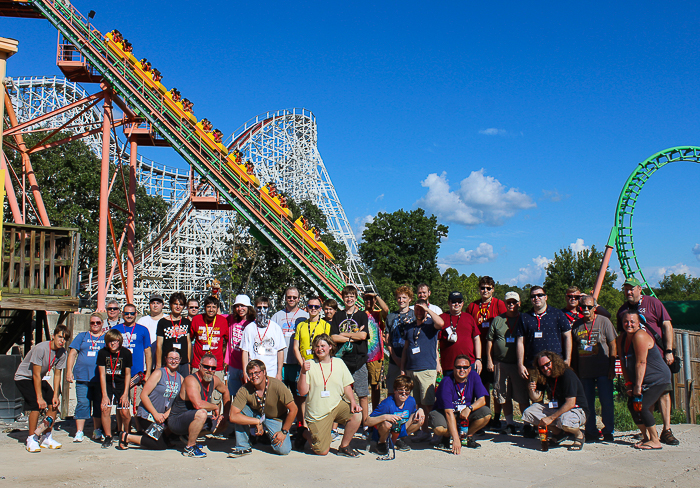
[448,291,464,303]
[149,294,164,303]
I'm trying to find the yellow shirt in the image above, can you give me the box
[293,318,331,361]
[305,357,353,421]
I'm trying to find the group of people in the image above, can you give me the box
[13,276,680,458]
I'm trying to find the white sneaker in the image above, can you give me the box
[74,431,85,443]
[26,435,41,453]
[40,434,62,449]
[93,428,104,441]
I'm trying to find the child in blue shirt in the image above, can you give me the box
[366,375,425,454]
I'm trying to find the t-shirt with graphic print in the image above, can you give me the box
[366,310,385,363]
[386,309,416,366]
[240,320,286,376]
[156,317,191,364]
[370,394,417,439]
[97,346,133,389]
[271,308,309,365]
[226,317,252,370]
[191,314,229,371]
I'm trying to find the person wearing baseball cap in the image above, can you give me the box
[484,291,529,435]
[616,276,678,445]
[438,291,481,377]
[138,294,165,368]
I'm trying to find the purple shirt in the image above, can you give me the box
[434,370,488,411]
[616,295,671,339]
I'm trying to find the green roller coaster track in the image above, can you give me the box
[609,145,700,296]
[22,0,354,302]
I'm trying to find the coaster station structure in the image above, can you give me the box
[1,0,373,311]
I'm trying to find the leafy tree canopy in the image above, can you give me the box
[653,273,700,301]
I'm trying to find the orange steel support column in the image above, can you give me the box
[0,153,23,223]
[127,134,137,303]
[3,92,51,226]
[592,245,614,300]
[97,90,113,311]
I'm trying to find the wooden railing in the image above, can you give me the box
[0,223,80,310]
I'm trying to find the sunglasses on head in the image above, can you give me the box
[200,364,216,371]
[122,311,136,316]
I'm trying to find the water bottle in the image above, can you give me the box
[538,426,548,452]
[633,394,643,413]
[459,419,469,440]
[34,414,54,437]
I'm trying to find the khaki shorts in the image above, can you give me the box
[522,403,586,430]
[406,369,437,406]
[494,361,529,406]
[367,360,383,386]
[307,401,354,454]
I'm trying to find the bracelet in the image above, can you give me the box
[475,358,482,362]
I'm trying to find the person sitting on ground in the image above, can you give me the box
[296,334,363,457]
[14,325,71,452]
[120,347,184,450]
[430,355,491,454]
[522,350,588,451]
[366,375,425,455]
[618,310,672,450]
[229,360,297,457]
[97,328,132,449]
[66,313,105,443]
[167,352,230,458]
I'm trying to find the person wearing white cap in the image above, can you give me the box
[226,294,255,397]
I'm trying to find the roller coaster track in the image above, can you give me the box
[610,146,700,295]
[24,0,349,301]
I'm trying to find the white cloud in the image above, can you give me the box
[509,255,553,286]
[570,238,589,253]
[542,189,566,202]
[478,128,507,136]
[693,244,700,261]
[375,194,384,202]
[415,170,535,227]
[441,243,498,266]
[354,214,374,242]
[644,263,700,284]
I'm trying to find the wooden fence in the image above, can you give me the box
[673,329,700,423]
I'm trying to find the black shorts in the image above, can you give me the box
[15,379,54,411]
[168,410,198,436]
[101,383,128,408]
[480,369,495,389]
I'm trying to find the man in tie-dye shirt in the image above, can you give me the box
[363,291,389,415]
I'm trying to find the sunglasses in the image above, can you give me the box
[249,370,264,377]
[450,300,464,304]
[566,295,581,300]
[122,311,136,316]
[189,306,199,309]
[106,307,119,311]
[480,287,493,291]
[90,321,102,325]
[200,364,216,371]
[286,296,299,300]
[579,305,594,310]
[395,389,410,395]
[256,306,268,311]
[454,365,471,370]
[539,360,552,370]
[530,293,546,299]
[307,304,321,309]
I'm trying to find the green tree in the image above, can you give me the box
[653,273,700,301]
[4,134,167,270]
[359,209,448,300]
[543,245,623,314]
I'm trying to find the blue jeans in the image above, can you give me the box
[581,376,614,435]
[234,405,291,455]
[228,367,244,397]
[74,381,100,420]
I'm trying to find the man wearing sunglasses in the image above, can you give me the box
[138,294,165,368]
[105,299,122,332]
[168,353,230,458]
[572,295,617,443]
[562,286,584,326]
[186,299,200,319]
[271,287,308,397]
[438,292,481,376]
[466,276,506,430]
[111,303,152,385]
[521,350,588,451]
[430,355,491,453]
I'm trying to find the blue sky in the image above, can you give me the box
[3,0,700,287]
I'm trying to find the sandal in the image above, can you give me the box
[568,434,585,451]
[117,431,129,450]
[337,445,363,458]
[549,431,571,445]
[227,447,252,458]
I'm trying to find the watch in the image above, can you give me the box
[281,429,288,435]
[664,349,673,355]
[475,358,482,362]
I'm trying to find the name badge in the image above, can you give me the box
[173,343,182,349]
[320,390,330,398]
[534,332,543,339]
[87,351,97,356]
[42,374,51,381]
[202,344,211,350]
[482,321,490,329]
[129,347,135,353]
[506,337,515,343]
[259,414,266,423]
[548,401,559,409]
[412,346,421,354]
[306,349,312,356]
[263,347,275,356]
[456,404,466,412]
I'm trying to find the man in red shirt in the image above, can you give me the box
[438,292,481,375]
[466,276,506,430]
[562,286,584,326]
[191,296,229,405]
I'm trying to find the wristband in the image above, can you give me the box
[664,349,673,355]
[475,358,482,362]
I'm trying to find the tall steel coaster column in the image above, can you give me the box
[595,146,700,298]
[228,109,374,291]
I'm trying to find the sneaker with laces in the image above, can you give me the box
[464,436,481,448]
[376,442,389,455]
[183,445,207,458]
[40,434,62,449]
[101,436,113,449]
[26,435,41,453]
[74,431,85,443]
[394,437,411,451]
[93,428,105,441]
[660,429,680,446]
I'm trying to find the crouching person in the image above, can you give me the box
[365,374,425,455]
[228,359,297,457]
[296,334,363,457]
